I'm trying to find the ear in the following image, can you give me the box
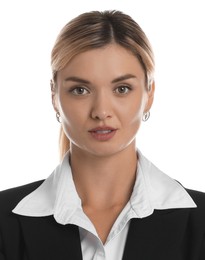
[144,80,155,112]
[50,80,59,112]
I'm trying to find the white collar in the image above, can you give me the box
[12,150,196,224]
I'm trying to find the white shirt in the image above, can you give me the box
[13,150,196,260]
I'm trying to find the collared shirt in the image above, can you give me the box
[13,150,196,260]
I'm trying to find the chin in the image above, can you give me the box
[84,144,130,158]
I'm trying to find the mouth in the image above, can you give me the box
[88,127,117,141]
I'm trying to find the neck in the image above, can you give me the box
[70,143,138,209]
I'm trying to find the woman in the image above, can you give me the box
[0,10,205,260]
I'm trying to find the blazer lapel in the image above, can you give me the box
[122,208,190,260]
[19,215,83,260]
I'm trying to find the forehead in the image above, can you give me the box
[57,44,145,82]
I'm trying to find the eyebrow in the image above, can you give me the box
[64,76,90,84]
[64,74,137,84]
[112,74,137,83]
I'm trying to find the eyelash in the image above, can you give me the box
[114,85,132,95]
[69,85,132,96]
[69,86,90,95]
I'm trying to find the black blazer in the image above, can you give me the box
[0,180,205,260]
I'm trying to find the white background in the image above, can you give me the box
[0,0,204,191]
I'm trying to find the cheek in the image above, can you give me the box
[59,100,88,129]
[121,99,144,125]
[60,108,84,144]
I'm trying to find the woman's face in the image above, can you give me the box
[53,44,154,157]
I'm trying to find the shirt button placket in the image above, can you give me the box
[97,250,105,259]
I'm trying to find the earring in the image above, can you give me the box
[142,111,150,122]
[56,112,61,123]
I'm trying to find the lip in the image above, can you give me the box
[88,126,117,141]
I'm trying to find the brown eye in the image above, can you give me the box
[71,87,89,95]
[115,86,131,94]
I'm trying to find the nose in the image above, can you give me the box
[91,92,113,120]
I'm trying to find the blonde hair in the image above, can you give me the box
[51,10,155,159]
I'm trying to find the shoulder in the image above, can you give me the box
[186,188,205,209]
[185,188,205,224]
[0,180,44,215]
[0,181,44,254]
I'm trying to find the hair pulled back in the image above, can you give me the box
[51,10,155,159]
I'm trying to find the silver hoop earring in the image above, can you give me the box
[56,112,61,123]
[142,111,150,122]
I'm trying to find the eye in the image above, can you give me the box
[70,87,89,95]
[114,85,131,95]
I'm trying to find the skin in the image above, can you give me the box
[52,43,155,243]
